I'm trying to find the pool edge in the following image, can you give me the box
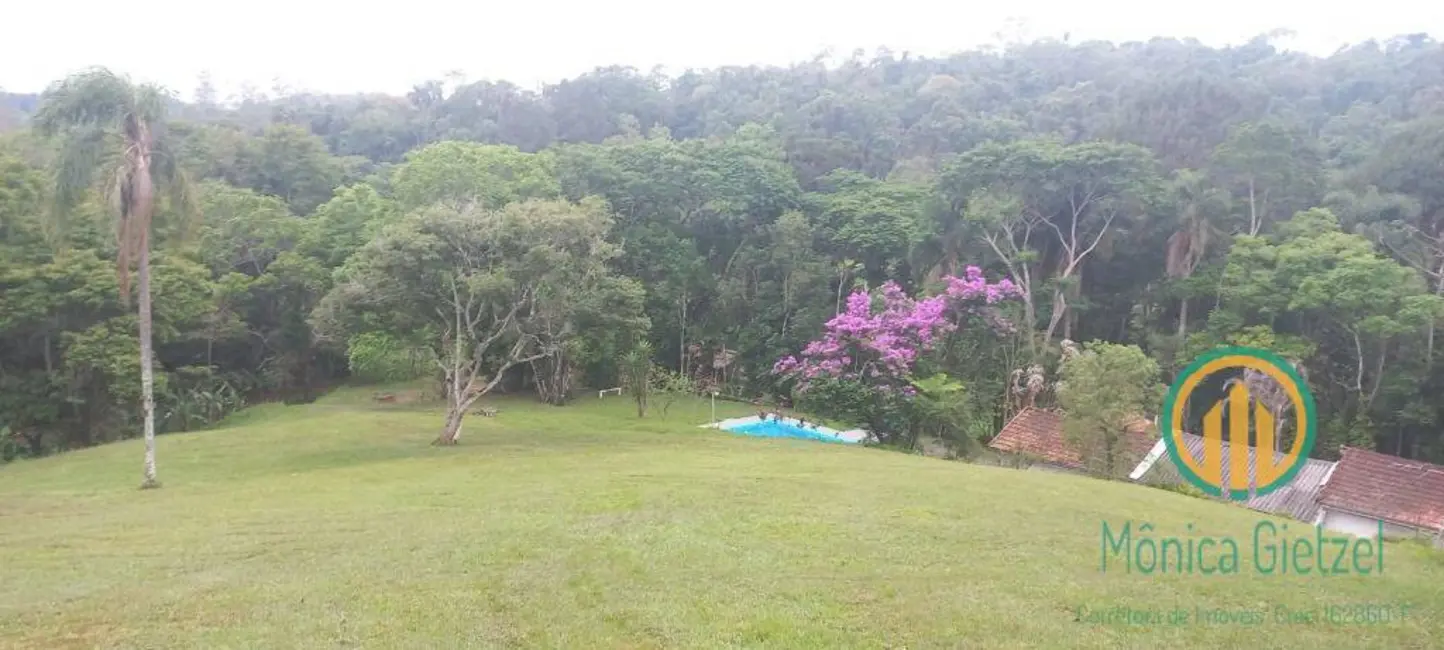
[699,415,869,444]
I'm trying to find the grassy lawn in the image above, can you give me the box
[1,388,1441,649]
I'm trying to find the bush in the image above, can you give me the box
[156,370,248,434]
[1150,481,1208,499]
[650,368,696,417]
[1,427,19,463]
[794,377,909,444]
[346,332,433,384]
[622,341,653,418]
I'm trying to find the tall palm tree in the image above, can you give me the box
[35,68,195,489]
[1164,169,1228,339]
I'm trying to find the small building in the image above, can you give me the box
[1128,432,1336,523]
[991,410,1444,539]
[987,407,1156,474]
[990,408,1338,523]
[1313,446,1444,539]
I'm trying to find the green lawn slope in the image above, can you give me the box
[1,389,1440,649]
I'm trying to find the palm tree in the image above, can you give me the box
[35,68,195,489]
[1164,169,1228,339]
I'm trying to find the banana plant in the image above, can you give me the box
[908,373,981,455]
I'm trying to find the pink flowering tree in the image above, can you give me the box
[772,266,1020,443]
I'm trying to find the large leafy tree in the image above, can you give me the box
[1210,120,1323,236]
[195,181,297,276]
[314,198,645,444]
[297,184,401,268]
[34,68,195,488]
[1213,209,1444,456]
[390,141,559,211]
[1058,342,1164,478]
[235,124,344,214]
[808,170,928,286]
[942,138,1162,358]
[1349,117,1444,363]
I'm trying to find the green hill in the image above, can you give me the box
[1,389,1440,649]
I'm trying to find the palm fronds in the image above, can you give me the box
[34,67,196,299]
[33,68,137,135]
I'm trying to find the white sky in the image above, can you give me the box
[4,1,1443,99]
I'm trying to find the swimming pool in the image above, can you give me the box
[702,416,867,444]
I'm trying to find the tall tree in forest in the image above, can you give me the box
[943,139,1160,358]
[34,68,195,488]
[1210,120,1322,236]
[1350,117,1444,364]
[1164,169,1230,338]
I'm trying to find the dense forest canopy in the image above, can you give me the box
[4,32,1444,467]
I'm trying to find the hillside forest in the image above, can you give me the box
[4,33,1444,475]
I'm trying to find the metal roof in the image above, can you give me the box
[1133,431,1336,523]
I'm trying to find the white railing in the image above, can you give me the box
[598,387,623,398]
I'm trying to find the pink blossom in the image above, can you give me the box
[772,356,800,374]
[773,267,1018,395]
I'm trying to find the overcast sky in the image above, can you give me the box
[5,1,1443,99]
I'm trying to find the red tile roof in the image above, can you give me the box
[1317,446,1444,531]
[988,407,1157,471]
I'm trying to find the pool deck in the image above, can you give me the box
[700,415,869,443]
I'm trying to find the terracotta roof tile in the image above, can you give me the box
[988,407,1156,471]
[1317,446,1444,531]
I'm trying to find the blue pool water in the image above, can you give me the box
[724,419,855,444]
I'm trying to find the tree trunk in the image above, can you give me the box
[1428,266,1443,365]
[1177,298,1189,339]
[138,242,159,489]
[1021,288,1037,360]
[1247,178,1260,236]
[531,359,550,404]
[1350,329,1369,408]
[533,354,572,406]
[132,126,160,490]
[781,270,791,336]
[1429,313,1437,367]
[21,430,43,457]
[1042,289,1067,353]
[1274,407,1285,452]
[678,290,687,376]
[436,407,465,445]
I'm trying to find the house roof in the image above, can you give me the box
[988,407,1157,472]
[1134,432,1336,522]
[1317,446,1444,531]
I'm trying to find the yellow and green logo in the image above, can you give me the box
[1160,347,1317,500]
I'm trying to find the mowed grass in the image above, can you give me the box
[1,389,1441,649]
